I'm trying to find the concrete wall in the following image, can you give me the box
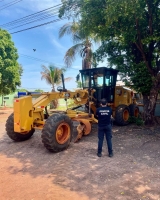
[0,93,17,107]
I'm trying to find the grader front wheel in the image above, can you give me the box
[41,113,73,152]
[6,113,35,141]
[56,122,71,144]
[115,105,130,126]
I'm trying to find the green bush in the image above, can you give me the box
[67,99,76,108]
[128,115,144,126]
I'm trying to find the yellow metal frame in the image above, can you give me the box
[114,86,133,107]
[14,90,95,133]
[13,86,136,133]
[14,96,33,133]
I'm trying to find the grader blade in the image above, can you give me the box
[73,119,91,135]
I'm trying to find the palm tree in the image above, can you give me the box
[59,22,99,68]
[41,65,72,108]
[41,65,72,91]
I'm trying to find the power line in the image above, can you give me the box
[0,0,19,7]
[0,1,80,32]
[0,4,61,26]
[10,17,66,34]
[0,4,62,29]
[19,53,80,70]
[2,10,60,30]
[19,53,54,64]
[0,3,69,36]
[7,13,60,31]
[0,0,22,11]
[0,4,66,34]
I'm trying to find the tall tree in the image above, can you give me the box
[94,41,153,95]
[60,0,160,125]
[0,29,22,95]
[59,21,98,68]
[41,65,72,108]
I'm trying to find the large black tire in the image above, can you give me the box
[5,113,35,141]
[41,113,73,152]
[115,105,130,126]
[129,104,139,117]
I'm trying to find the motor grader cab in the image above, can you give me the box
[80,67,139,125]
[80,67,118,106]
[5,67,139,153]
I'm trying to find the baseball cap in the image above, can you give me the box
[101,98,107,105]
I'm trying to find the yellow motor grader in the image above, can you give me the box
[5,67,139,152]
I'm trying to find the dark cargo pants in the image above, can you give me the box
[98,124,113,154]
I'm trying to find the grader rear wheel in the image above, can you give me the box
[115,105,130,126]
[129,104,139,117]
[5,113,35,141]
[41,113,73,152]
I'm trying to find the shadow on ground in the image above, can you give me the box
[0,121,160,200]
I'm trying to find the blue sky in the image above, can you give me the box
[0,0,83,91]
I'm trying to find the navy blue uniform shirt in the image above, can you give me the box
[96,106,112,127]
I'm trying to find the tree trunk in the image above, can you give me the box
[143,81,158,126]
[1,95,3,106]
[50,87,58,109]
[82,46,91,69]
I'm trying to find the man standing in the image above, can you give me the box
[96,98,113,157]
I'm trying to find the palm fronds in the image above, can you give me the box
[64,43,84,67]
[59,22,79,38]
[59,21,101,68]
[41,65,72,90]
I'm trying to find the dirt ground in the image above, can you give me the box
[0,109,160,200]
